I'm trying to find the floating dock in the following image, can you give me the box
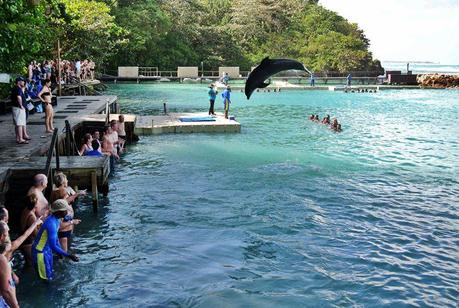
[135,112,241,135]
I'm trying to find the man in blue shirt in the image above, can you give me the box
[208,84,217,115]
[346,73,352,86]
[221,86,231,119]
[32,199,79,281]
[85,140,103,156]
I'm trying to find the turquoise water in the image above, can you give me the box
[17,84,459,307]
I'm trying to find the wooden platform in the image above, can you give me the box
[135,112,241,135]
[0,95,117,159]
[2,156,110,188]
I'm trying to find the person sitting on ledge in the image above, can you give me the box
[85,139,103,157]
[78,133,93,156]
[32,199,79,281]
[92,130,102,153]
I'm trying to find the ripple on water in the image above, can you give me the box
[15,86,459,307]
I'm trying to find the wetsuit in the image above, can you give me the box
[32,215,70,281]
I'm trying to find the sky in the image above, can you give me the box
[319,0,459,64]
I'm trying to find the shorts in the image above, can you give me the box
[58,230,72,238]
[12,107,26,126]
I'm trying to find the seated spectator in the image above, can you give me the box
[78,133,93,156]
[92,130,102,153]
[86,139,103,156]
[108,120,119,153]
[102,126,119,160]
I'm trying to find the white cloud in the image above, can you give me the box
[319,0,459,64]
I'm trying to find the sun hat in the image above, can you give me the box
[51,199,69,213]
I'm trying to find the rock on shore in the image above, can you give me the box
[417,74,459,88]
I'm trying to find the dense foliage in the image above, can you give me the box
[0,0,383,75]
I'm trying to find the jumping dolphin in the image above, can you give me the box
[245,57,311,100]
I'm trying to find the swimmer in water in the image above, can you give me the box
[322,114,330,125]
[330,118,339,131]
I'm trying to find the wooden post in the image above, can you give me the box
[57,39,62,97]
[91,171,98,212]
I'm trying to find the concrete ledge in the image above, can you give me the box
[135,113,241,135]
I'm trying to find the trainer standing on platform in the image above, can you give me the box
[221,85,231,119]
[208,84,217,115]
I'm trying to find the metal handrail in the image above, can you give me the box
[65,120,78,156]
[43,128,59,178]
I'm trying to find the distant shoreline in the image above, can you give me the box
[383,61,439,64]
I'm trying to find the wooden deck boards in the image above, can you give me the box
[0,95,117,159]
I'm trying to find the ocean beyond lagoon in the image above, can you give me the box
[16,84,459,307]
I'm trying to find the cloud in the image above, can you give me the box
[319,0,459,64]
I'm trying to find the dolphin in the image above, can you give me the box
[245,57,310,100]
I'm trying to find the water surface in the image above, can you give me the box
[17,84,459,307]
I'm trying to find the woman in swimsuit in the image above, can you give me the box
[79,133,93,156]
[52,173,82,252]
[38,79,54,133]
